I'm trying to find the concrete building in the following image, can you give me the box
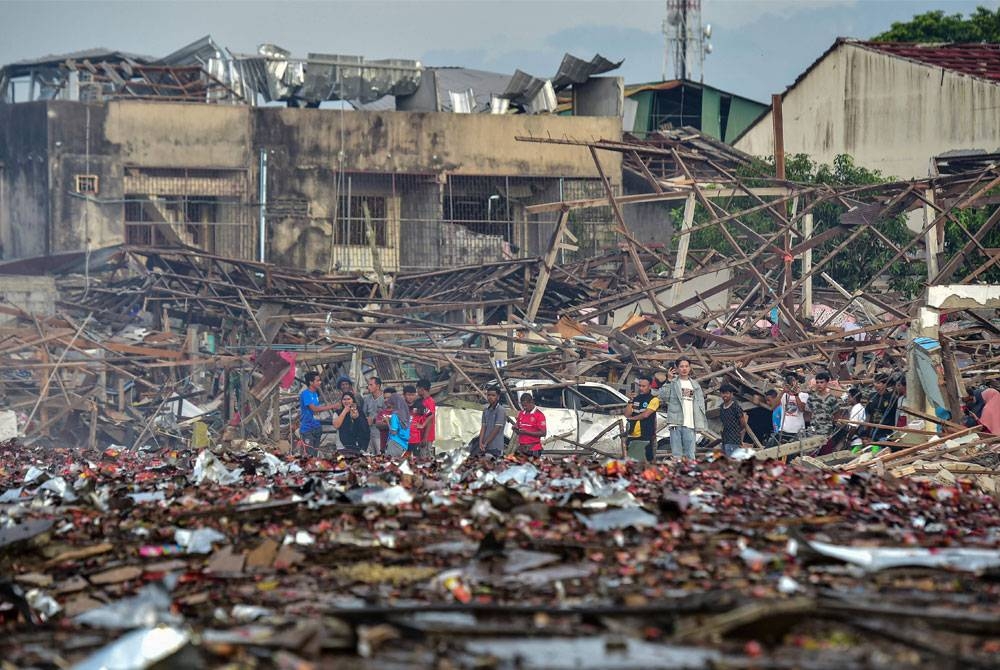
[0,42,626,273]
[733,40,1000,179]
[0,101,622,273]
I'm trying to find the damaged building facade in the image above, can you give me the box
[0,40,625,272]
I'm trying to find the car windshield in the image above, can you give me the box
[571,386,627,413]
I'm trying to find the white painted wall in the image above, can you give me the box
[735,42,1000,179]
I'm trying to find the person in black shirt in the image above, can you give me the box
[624,374,661,461]
[718,384,747,456]
[333,392,370,456]
[865,373,896,442]
[745,392,774,446]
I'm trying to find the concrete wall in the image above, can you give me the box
[253,108,621,177]
[104,101,252,168]
[0,102,49,259]
[254,109,620,270]
[47,103,121,254]
[0,274,56,323]
[573,77,624,118]
[735,43,1000,179]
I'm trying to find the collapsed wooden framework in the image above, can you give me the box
[0,130,997,464]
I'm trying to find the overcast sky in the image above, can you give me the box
[2,0,997,101]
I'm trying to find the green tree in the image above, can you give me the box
[673,153,926,296]
[873,6,1000,42]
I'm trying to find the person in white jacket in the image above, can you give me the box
[660,357,707,459]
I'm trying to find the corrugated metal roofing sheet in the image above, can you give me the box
[550,53,623,90]
[6,48,153,68]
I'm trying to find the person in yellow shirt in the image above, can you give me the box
[624,374,660,461]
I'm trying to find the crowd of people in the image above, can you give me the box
[622,362,1000,460]
[297,365,1000,461]
[297,374,438,459]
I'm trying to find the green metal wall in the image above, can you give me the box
[700,88,722,139]
[724,97,768,144]
[631,90,653,135]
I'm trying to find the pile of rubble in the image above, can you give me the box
[2,442,999,668]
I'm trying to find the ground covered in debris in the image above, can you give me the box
[2,440,999,669]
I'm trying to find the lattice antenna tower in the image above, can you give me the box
[662,0,712,81]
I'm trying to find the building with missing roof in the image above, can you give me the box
[733,39,1000,179]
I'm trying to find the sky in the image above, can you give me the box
[1,0,998,102]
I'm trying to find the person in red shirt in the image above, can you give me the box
[417,378,436,458]
[513,392,546,455]
[408,399,427,457]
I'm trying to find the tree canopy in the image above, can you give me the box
[873,6,1000,42]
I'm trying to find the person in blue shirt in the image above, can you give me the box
[385,391,411,458]
[300,371,337,457]
[766,389,783,444]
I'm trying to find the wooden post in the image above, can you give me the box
[525,208,572,322]
[271,390,280,441]
[772,94,793,315]
[506,304,515,360]
[668,193,696,306]
[771,94,785,179]
[802,212,814,318]
[923,188,940,281]
[88,400,98,450]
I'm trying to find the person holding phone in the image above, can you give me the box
[776,372,810,443]
[332,391,370,456]
[660,357,706,460]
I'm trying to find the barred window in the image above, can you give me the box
[75,174,99,194]
[334,195,387,246]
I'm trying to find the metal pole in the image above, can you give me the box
[258,149,267,263]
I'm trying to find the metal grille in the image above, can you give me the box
[307,172,619,272]
[527,178,620,262]
[123,167,252,258]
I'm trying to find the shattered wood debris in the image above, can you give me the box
[1,130,999,666]
[2,444,1000,668]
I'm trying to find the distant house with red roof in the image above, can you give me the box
[732,39,1000,179]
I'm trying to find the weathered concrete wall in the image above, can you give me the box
[3,100,621,268]
[255,110,621,270]
[253,109,621,177]
[46,102,122,253]
[0,102,50,259]
[0,274,56,323]
[104,101,252,168]
[735,43,1000,179]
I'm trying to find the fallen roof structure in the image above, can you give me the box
[1,128,999,667]
[1,34,622,113]
[0,127,997,449]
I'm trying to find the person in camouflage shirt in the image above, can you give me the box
[807,370,842,437]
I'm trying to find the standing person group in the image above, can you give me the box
[471,389,547,458]
[297,373,436,460]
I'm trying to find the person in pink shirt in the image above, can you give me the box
[417,378,436,458]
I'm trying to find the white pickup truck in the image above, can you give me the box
[434,379,671,454]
